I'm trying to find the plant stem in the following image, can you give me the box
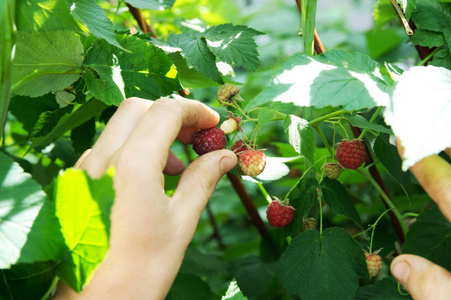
[310,109,348,126]
[257,182,272,204]
[369,208,392,252]
[283,164,315,201]
[318,188,323,235]
[0,0,16,145]
[359,169,407,237]
[358,106,383,140]
[314,125,334,156]
[417,47,440,66]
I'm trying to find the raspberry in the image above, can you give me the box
[363,249,382,278]
[321,163,343,179]
[302,218,318,231]
[336,139,366,170]
[232,140,250,155]
[266,197,295,228]
[237,149,266,177]
[217,83,243,106]
[192,127,226,155]
[220,119,238,134]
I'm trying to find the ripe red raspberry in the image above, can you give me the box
[336,139,366,170]
[363,249,382,278]
[192,127,226,155]
[321,163,343,179]
[237,149,266,177]
[266,198,295,228]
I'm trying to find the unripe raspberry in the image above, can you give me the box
[321,163,343,179]
[302,218,318,231]
[220,119,238,134]
[363,249,383,278]
[237,149,266,177]
[217,83,243,106]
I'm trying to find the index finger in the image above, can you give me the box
[113,98,219,182]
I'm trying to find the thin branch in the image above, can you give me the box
[227,173,268,237]
[295,0,325,55]
[126,3,156,37]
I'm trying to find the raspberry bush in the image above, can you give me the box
[1,0,451,299]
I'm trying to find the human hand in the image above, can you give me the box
[391,140,451,299]
[53,97,237,299]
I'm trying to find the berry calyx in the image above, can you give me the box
[266,197,295,228]
[237,149,266,177]
[232,140,251,155]
[302,218,318,231]
[336,139,366,170]
[217,83,243,106]
[321,163,343,179]
[192,127,226,156]
[363,249,383,278]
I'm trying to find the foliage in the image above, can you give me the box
[1,0,451,299]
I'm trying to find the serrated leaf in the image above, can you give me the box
[430,49,451,69]
[412,0,451,40]
[235,257,277,299]
[126,0,175,11]
[282,228,368,300]
[10,31,83,97]
[250,50,390,111]
[283,115,315,166]
[54,168,115,292]
[203,24,263,72]
[410,29,446,47]
[28,107,71,140]
[84,34,181,105]
[257,108,275,128]
[355,277,411,299]
[167,33,223,84]
[320,178,363,228]
[403,205,451,272]
[373,134,412,199]
[346,114,393,135]
[56,91,76,108]
[71,117,96,154]
[384,66,451,170]
[0,152,65,268]
[167,273,213,300]
[69,0,125,50]
[222,280,248,300]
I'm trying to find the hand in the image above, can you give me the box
[391,140,451,299]
[53,97,237,299]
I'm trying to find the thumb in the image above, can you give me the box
[173,149,237,221]
[391,254,451,299]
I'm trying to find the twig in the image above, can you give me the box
[125,3,156,37]
[227,173,268,237]
[295,0,325,55]
[389,0,413,36]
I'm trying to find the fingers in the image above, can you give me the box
[113,98,219,180]
[391,254,451,300]
[173,150,236,225]
[163,150,185,176]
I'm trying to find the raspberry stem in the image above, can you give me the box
[309,109,348,126]
[358,106,383,140]
[257,182,272,205]
[313,125,334,156]
[369,208,392,252]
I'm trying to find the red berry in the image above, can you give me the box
[322,163,343,179]
[237,149,266,177]
[192,127,226,155]
[266,198,295,228]
[232,140,250,155]
[363,249,383,278]
[336,139,366,170]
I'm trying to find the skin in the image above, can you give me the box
[391,138,451,299]
[53,97,237,299]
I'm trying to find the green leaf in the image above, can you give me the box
[430,49,451,69]
[167,33,223,84]
[373,134,412,199]
[11,31,83,97]
[257,108,275,128]
[283,115,315,166]
[71,117,96,154]
[320,178,363,228]
[365,28,403,59]
[222,280,248,300]
[69,0,125,50]
[84,34,181,105]
[203,24,263,72]
[250,50,390,111]
[55,91,76,108]
[396,0,416,20]
[166,273,213,300]
[281,228,368,299]
[54,168,115,292]
[346,114,393,135]
[16,0,77,31]
[403,205,451,272]
[28,107,71,140]
[126,0,175,11]
[234,257,277,299]
[30,99,108,150]
[355,277,411,299]
[410,29,446,47]
[0,152,64,268]
[384,66,451,170]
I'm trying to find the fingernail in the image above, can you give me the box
[391,260,410,285]
[220,154,237,174]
